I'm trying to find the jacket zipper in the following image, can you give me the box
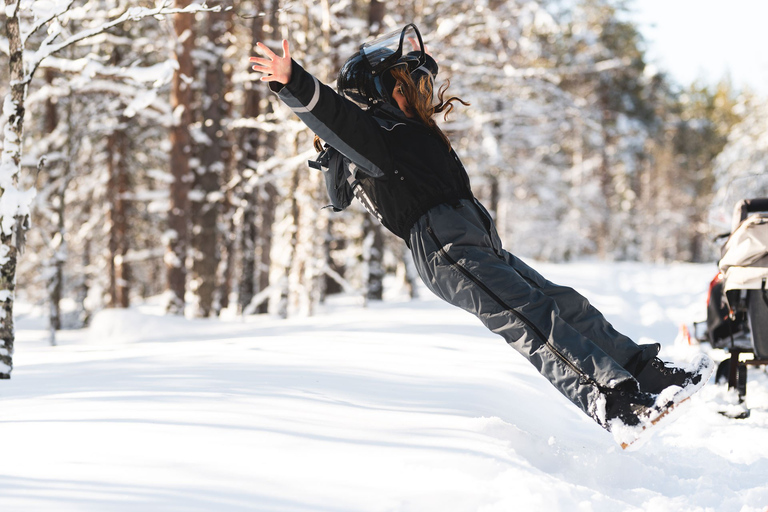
[425,222,596,387]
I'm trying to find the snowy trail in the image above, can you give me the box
[2,262,768,511]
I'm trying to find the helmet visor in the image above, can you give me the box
[361,24,425,76]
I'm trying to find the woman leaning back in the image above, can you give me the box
[248,25,713,448]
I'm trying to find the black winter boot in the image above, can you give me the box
[603,380,657,429]
[635,357,703,395]
[605,353,714,449]
[623,343,661,376]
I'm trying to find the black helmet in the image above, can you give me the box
[338,24,438,109]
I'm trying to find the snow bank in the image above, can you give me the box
[86,307,187,344]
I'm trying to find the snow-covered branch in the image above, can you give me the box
[39,55,177,88]
[24,2,223,85]
[21,0,75,45]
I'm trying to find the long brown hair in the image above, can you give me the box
[389,66,469,149]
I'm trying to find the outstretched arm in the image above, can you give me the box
[249,39,392,179]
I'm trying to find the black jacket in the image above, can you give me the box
[270,60,474,242]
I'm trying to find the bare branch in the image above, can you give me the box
[21,0,76,45]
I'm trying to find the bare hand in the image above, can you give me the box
[249,39,292,85]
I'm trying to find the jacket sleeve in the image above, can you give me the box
[269,60,391,178]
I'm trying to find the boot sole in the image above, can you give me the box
[619,396,691,450]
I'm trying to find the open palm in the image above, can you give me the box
[249,39,292,85]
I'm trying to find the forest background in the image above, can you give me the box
[2,0,767,378]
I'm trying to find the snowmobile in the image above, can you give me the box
[696,196,768,418]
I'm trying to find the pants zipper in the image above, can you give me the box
[425,222,597,387]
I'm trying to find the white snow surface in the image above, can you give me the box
[3,261,768,511]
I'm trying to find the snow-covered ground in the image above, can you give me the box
[2,261,768,512]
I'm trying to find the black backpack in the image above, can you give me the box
[308,143,383,223]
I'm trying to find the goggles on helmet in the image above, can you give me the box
[361,23,426,76]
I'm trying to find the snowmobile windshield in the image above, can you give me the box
[361,24,425,76]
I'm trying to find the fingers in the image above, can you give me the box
[255,41,277,59]
[253,41,290,60]
[250,55,273,74]
[251,64,271,74]
[250,43,278,75]
[281,39,291,60]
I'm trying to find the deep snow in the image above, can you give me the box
[2,261,768,512]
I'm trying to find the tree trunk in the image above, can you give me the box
[75,236,92,328]
[236,2,266,314]
[217,209,235,312]
[43,69,62,339]
[216,5,239,315]
[278,164,301,319]
[48,179,65,336]
[166,0,195,315]
[107,119,131,308]
[1,3,29,378]
[238,202,257,314]
[191,7,232,317]
[488,174,499,222]
[401,245,419,300]
[368,0,385,34]
[253,0,282,315]
[597,92,614,259]
[256,181,277,314]
[362,0,386,302]
[363,215,384,301]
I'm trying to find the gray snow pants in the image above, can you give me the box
[408,199,650,426]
